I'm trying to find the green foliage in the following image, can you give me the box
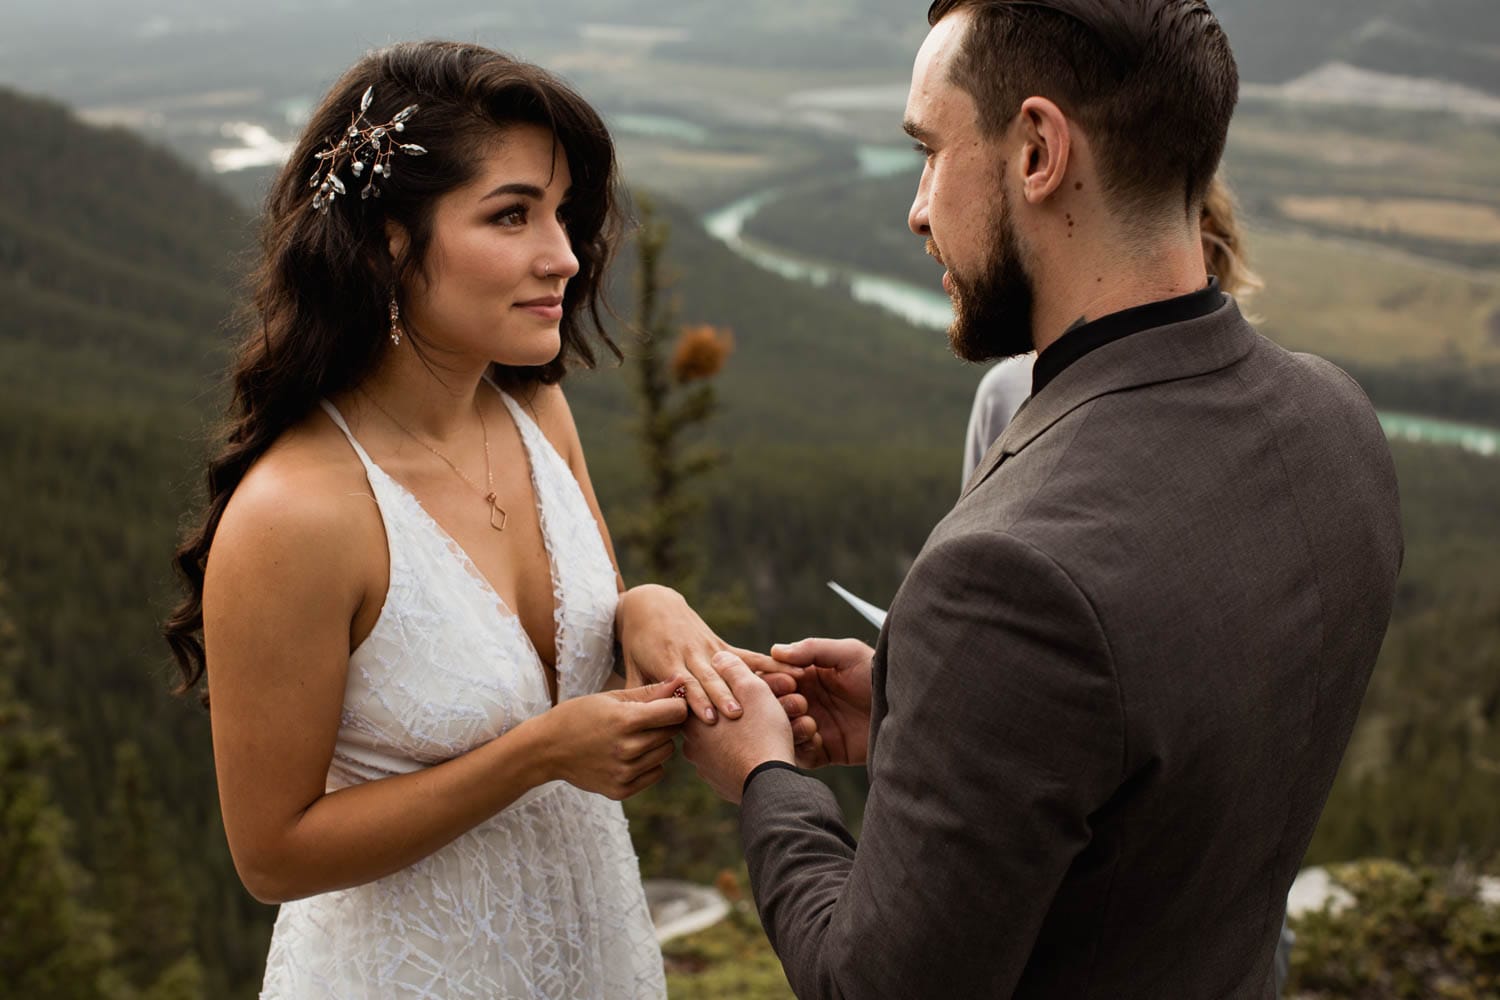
[95,742,199,996]
[1308,444,1500,868]
[1289,859,1500,999]
[664,904,794,999]
[0,602,120,1000]
[136,957,209,1000]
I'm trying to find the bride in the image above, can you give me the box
[163,40,804,998]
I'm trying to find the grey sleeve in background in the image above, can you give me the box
[962,354,1036,487]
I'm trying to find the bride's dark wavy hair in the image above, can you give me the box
[165,41,623,704]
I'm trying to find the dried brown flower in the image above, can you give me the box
[670,325,735,384]
[714,868,743,903]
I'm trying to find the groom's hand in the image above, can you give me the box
[744,638,874,768]
[682,652,795,804]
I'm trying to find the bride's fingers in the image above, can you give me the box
[733,646,783,673]
[615,765,667,800]
[627,740,678,773]
[622,731,676,760]
[677,677,717,726]
[687,651,742,722]
[739,646,805,679]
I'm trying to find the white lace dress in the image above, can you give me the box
[258,385,667,999]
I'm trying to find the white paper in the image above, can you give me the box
[827,581,888,630]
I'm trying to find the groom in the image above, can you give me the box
[682,1,1402,997]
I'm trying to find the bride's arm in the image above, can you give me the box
[204,458,685,906]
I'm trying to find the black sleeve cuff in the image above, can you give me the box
[743,760,802,798]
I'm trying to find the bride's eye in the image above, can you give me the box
[491,204,528,227]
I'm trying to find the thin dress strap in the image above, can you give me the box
[319,398,379,473]
[484,378,552,461]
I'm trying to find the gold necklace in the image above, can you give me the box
[358,388,510,531]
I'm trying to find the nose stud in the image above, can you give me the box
[542,261,552,278]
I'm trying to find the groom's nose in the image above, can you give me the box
[908,167,933,237]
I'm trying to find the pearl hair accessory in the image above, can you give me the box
[308,86,427,214]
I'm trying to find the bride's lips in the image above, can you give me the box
[516,294,563,321]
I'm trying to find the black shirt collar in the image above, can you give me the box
[1031,277,1224,396]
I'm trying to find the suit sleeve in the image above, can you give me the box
[741,530,1124,998]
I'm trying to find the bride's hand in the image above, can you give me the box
[532,678,690,800]
[615,584,800,725]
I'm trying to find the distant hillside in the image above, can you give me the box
[0,86,247,745]
[0,86,255,995]
[1216,0,1500,93]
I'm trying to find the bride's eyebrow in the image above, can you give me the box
[478,182,573,204]
[481,182,545,202]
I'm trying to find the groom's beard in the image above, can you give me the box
[931,188,1037,363]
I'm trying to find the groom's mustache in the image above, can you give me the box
[925,238,944,268]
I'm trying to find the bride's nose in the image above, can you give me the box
[535,221,580,280]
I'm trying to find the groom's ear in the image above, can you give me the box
[1016,96,1072,206]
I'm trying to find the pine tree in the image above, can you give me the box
[94,740,201,998]
[0,597,121,1000]
[618,194,746,627]
[620,196,753,880]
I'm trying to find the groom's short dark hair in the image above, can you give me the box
[927,0,1238,218]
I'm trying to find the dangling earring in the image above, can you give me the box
[388,291,403,347]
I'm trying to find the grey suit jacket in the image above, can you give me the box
[740,299,1402,999]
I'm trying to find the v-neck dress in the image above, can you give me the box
[258,386,666,999]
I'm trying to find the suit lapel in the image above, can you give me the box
[960,297,1258,500]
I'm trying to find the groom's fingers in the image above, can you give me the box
[770,637,868,669]
[794,731,825,769]
[778,693,808,719]
[712,652,774,707]
[791,715,817,745]
[762,672,799,698]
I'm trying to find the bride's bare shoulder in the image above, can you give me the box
[211,407,382,581]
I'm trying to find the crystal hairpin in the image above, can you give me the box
[308,86,427,214]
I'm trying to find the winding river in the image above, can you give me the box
[700,152,1500,459]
